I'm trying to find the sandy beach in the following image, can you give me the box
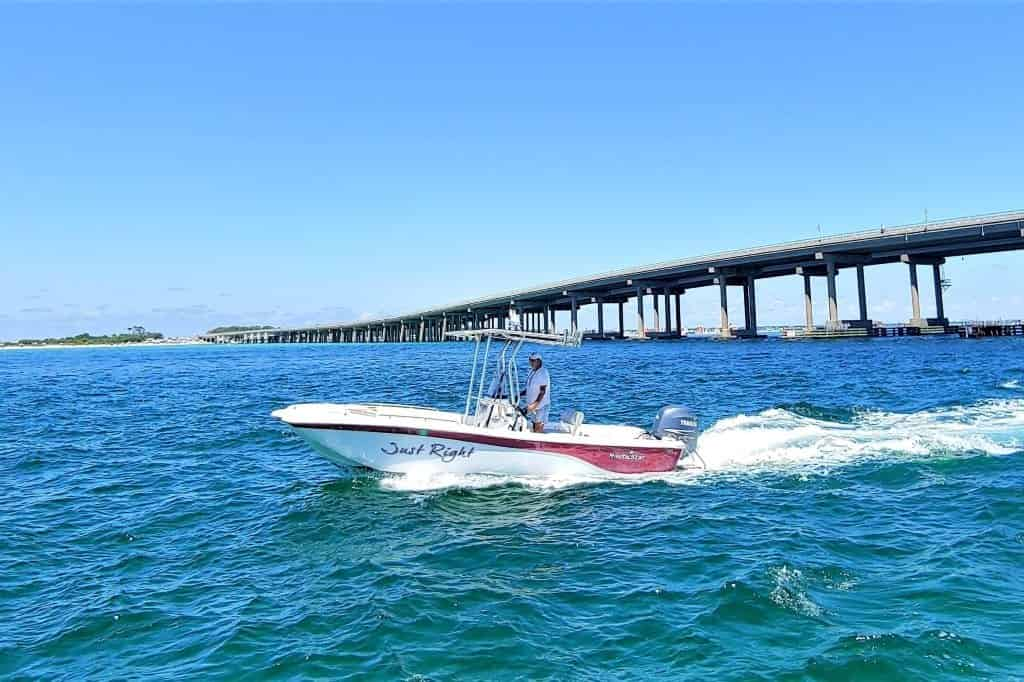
[0,339,209,351]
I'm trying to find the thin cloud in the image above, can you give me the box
[150,303,216,316]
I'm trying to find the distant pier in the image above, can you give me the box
[202,210,1024,345]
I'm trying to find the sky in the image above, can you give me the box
[1,4,1022,340]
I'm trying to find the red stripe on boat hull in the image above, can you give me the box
[288,422,683,474]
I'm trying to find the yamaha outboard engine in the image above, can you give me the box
[651,405,700,453]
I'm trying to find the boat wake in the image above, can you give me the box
[379,399,1024,492]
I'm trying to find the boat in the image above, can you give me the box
[271,328,702,477]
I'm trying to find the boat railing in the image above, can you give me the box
[446,328,583,348]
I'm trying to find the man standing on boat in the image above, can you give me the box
[522,352,551,433]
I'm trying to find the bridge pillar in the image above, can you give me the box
[663,290,672,334]
[856,265,869,324]
[597,301,605,336]
[652,293,660,332]
[675,292,683,336]
[618,301,625,336]
[717,276,731,338]
[932,264,947,325]
[908,263,925,326]
[636,287,646,338]
[742,275,758,337]
[803,274,814,330]
[543,306,551,333]
[570,297,579,331]
[826,262,840,330]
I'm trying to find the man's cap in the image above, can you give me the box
[528,352,542,361]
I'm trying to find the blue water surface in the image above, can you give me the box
[2,337,1023,680]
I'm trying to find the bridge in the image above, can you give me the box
[202,210,1024,344]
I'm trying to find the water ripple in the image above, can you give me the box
[1,339,1023,678]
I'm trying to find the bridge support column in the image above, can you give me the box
[652,294,660,332]
[742,275,758,337]
[908,263,925,326]
[675,292,683,337]
[636,288,646,338]
[717,277,731,338]
[543,306,551,333]
[932,264,947,325]
[570,297,579,331]
[856,265,868,325]
[803,274,814,330]
[597,301,605,336]
[664,290,672,334]
[826,262,840,330]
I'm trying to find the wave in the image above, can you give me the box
[1000,379,1021,390]
[379,399,1024,492]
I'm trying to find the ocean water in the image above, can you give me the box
[2,337,1023,680]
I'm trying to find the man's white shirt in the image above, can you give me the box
[524,367,551,408]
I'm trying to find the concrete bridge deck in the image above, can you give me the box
[202,209,1024,344]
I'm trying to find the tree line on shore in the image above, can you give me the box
[3,327,164,347]
[205,325,274,334]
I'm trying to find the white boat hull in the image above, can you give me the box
[273,403,688,477]
[294,426,607,476]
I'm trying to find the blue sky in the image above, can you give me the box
[1,4,1022,340]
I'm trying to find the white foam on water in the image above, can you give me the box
[1000,379,1021,390]
[768,565,824,618]
[376,399,1024,492]
[379,470,607,493]
[693,399,1024,475]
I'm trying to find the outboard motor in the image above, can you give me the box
[651,405,700,453]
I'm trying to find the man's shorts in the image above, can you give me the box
[529,405,550,425]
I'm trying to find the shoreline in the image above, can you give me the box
[0,340,209,351]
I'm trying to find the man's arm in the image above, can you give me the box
[527,385,547,412]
